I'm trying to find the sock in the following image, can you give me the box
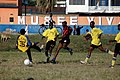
[48,54,51,58]
[85,55,90,62]
[105,49,114,55]
[111,57,116,67]
[64,47,72,51]
[108,50,114,55]
[52,58,56,61]
[85,58,89,62]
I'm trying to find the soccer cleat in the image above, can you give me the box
[50,60,57,64]
[69,48,73,55]
[40,44,44,50]
[80,60,87,64]
[28,61,33,67]
[46,57,50,63]
[109,65,114,68]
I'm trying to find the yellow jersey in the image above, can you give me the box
[86,32,91,35]
[115,32,120,43]
[17,35,32,52]
[42,28,59,42]
[91,28,103,46]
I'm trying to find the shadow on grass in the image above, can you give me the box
[36,61,59,64]
[27,77,34,80]
[116,64,120,66]
[1,59,8,62]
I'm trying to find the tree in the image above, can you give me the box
[36,0,57,13]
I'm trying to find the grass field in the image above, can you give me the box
[0,35,120,80]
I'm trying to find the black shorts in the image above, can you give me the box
[90,44,102,48]
[59,38,70,44]
[45,40,56,50]
[114,43,120,55]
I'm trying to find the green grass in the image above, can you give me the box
[0,34,120,80]
[0,52,120,80]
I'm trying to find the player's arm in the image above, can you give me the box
[59,28,71,39]
[109,33,120,43]
[16,35,20,49]
[26,36,39,46]
[54,28,59,40]
[109,40,117,43]
[26,36,33,46]
[98,33,102,39]
[84,34,92,41]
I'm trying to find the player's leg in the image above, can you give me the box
[110,53,118,68]
[26,48,32,63]
[98,45,114,55]
[47,41,56,63]
[51,42,63,63]
[81,45,95,64]
[31,44,41,52]
[45,41,51,63]
[110,43,120,68]
[63,39,73,55]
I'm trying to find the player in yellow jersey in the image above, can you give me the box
[109,24,120,68]
[42,22,59,63]
[84,29,91,41]
[16,29,41,63]
[81,21,113,64]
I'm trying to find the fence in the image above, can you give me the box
[0,24,118,34]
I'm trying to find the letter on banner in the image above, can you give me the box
[31,16,39,25]
[18,16,25,24]
[58,17,65,25]
[87,17,95,24]
[99,17,102,25]
[70,16,78,25]
[106,17,114,25]
[44,16,50,25]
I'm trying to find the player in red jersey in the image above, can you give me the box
[51,21,73,64]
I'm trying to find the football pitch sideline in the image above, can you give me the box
[0,52,120,80]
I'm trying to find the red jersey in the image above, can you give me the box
[62,26,72,38]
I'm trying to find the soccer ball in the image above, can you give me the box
[24,59,32,66]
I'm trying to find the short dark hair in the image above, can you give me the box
[90,21,95,24]
[118,24,120,27]
[86,29,89,32]
[62,21,67,24]
[20,29,26,35]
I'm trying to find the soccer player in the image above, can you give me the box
[42,22,59,63]
[51,21,73,64]
[84,29,91,41]
[81,21,113,64]
[16,29,41,63]
[109,24,120,68]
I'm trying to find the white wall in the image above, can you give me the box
[66,0,88,14]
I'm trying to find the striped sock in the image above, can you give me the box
[111,57,116,67]
[85,55,90,62]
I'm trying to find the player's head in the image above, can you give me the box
[20,29,26,35]
[62,21,67,27]
[86,29,89,32]
[118,24,120,30]
[90,21,95,28]
[49,22,53,29]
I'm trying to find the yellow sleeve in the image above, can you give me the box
[97,28,103,34]
[42,29,48,37]
[86,32,91,35]
[55,28,59,35]
[115,32,120,42]
[53,28,59,36]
